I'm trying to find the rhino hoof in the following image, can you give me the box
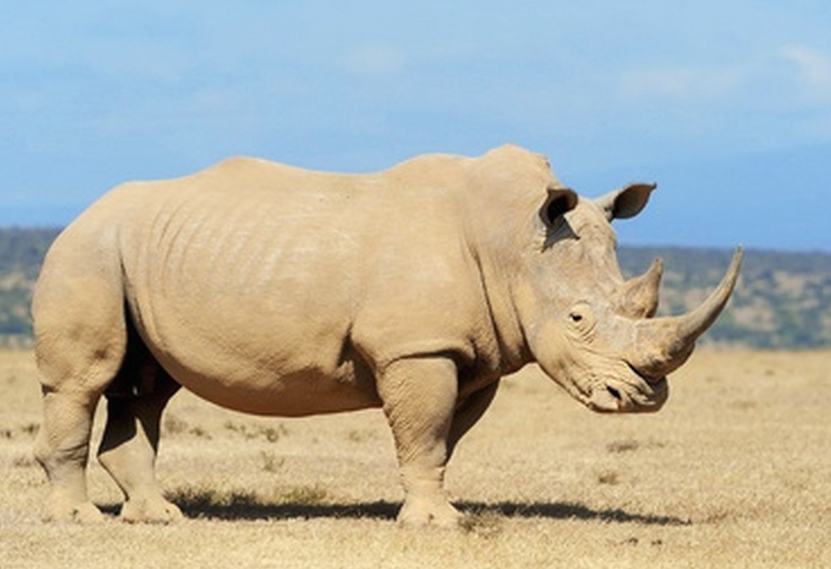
[120,497,184,524]
[397,499,462,528]
[46,501,105,524]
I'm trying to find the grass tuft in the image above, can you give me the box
[0,423,39,440]
[224,421,288,442]
[280,484,329,506]
[169,485,260,509]
[163,414,212,439]
[597,470,621,485]
[607,439,640,453]
[12,452,36,468]
[260,450,285,473]
[162,414,189,436]
[460,510,504,539]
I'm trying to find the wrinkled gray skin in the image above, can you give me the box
[32,145,741,526]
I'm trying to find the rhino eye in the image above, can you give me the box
[569,308,588,324]
[567,303,596,335]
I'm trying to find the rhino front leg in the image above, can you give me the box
[447,380,500,458]
[378,356,460,527]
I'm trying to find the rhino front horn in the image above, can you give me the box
[631,247,743,378]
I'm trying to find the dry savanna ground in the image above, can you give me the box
[1,349,829,568]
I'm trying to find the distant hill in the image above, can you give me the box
[1,227,829,350]
[618,247,831,349]
[0,228,61,348]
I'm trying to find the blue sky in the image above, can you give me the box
[2,1,830,251]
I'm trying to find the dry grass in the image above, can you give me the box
[1,349,830,568]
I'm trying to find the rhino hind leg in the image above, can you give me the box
[34,390,108,523]
[33,277,128,523]
[377,356,461,527]
[97,330,183,524]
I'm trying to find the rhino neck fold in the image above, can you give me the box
[459,148,564,375]
[468,246,534,376]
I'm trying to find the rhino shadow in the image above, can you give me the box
[105,495,689,526]
[460,501,691,526]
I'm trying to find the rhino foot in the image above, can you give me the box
[120,496,184,524]
[45,500,105,524]
[397,498,462,528]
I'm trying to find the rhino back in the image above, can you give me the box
[101,157,488,413]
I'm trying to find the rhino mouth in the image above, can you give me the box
[588,367,668,413]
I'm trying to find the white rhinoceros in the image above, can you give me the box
[32,144,741,526]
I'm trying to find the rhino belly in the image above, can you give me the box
[161,351,381,417]
[129,295,381,416]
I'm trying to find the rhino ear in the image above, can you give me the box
[596,182,656,221]
[539,187,579,229]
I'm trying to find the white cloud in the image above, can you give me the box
[618,66,746,103]
[778,45,831,99]
[617,45,831,109]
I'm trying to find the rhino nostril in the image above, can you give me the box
[606,385,622,401]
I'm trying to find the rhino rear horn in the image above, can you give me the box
[615,257,663,318]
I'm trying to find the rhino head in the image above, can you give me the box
[511,181,742,413]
